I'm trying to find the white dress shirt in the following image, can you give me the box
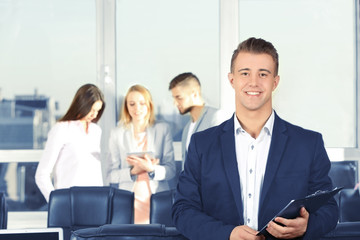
[35,120,103,202]
[234,111,274,230]
[186,121,197,151]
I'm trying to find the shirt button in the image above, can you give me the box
[236,128,241,135]
[249,169,253,174]
[248,193,252,198]
[247,218,251,223]
[251,145,254,150]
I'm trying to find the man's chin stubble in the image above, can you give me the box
[179,106,193,115]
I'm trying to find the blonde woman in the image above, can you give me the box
[108,84,175,224]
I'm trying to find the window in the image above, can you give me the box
[0,0,97,211]
[238,0,357,147]
[116,0,220,140]
[0,0,97,150]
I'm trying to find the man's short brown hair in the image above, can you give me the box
[230,37,279,76]
[169,72,201,90]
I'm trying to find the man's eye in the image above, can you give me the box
[240,72,249,76]
[260,73,268,78]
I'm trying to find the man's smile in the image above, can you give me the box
[246,91,261,96]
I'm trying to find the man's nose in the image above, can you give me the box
[249,74,259,86]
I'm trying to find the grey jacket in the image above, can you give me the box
[181,106,225,164]
[108,121,175,193]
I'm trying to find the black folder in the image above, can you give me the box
[257,187,343,236]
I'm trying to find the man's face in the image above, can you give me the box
[171,86,194,115]
[228,52,279,114]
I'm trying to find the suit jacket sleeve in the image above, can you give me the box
[302,134,339,240]
[107,128,122,184]
[107,127,133,184]
[258,120,339,239]
[172,133,236,240]
[153,123,176,181]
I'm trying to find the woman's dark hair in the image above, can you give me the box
[59,83,105,123]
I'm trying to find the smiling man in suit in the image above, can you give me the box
[172,37,338,240]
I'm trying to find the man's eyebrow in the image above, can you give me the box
[259,68,272,74]
[237,68,250,72]
[237,68,272,74]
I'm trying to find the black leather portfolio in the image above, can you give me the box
[257,187,343,236]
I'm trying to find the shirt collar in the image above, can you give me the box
[264,110,275,136]
[234,114,242,135]
[234,110,275,137]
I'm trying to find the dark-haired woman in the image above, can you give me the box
[35,83,105,202]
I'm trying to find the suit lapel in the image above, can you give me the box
[184,107,207,160]
[193,106,207,133]
[259,113,288,213]
[182,122,190,160]
[146,124,155,152]
[221,116,244,224]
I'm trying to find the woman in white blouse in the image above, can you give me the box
[108,84,175,224]
[35,84,105,202]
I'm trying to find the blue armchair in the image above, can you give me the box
[150,189,175,227]
[0,192,7,229]
[47,187,134,240]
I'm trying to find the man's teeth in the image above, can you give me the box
[247,92,260,95]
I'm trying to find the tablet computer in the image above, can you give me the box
[257,187,343,236]
[127,151,155,158]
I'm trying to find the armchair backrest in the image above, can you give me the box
[0,192,7,229]
[329,161,358,189]
[70,224,188,240]
[150,189,175,227]
[338,188,360,222]
[320,222,360,240]
[48,187,134,240]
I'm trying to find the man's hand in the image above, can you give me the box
[230,225,265,240]
[266,207,309,239]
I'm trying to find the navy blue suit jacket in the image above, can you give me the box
[172,113,338,240]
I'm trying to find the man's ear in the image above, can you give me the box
[273,75,280,91]
[192,89,198,98]
[190,89,200,102]
[228,72,235,89]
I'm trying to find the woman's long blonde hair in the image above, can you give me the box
[119,84,155,127]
